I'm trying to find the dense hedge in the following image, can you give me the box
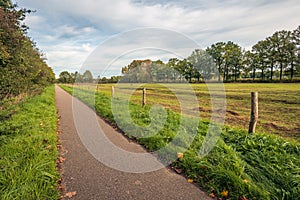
[0,0,55,100]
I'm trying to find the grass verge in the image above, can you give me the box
[60,84,300,200]
[0,86,59,200]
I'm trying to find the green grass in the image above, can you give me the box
[0,86,59,200]
[60,84,300,200]
[91,83,300,141]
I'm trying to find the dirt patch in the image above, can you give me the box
[192,107,211,112]
[271,99,299,105]
[226,110,240,116]
[264,122,289,131]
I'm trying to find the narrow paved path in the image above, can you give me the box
[55,85,210,200]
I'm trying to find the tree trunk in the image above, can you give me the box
[218,65,221,82]
[226,65,229,81]
[280,62,283,80]
[270,63,273,81]
[223,66,226,81]
[261,69,264,80]
[234,66,237,81]
[253,68,256,81]
[290,62,294,80]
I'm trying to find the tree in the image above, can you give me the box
[253,40,269,80]
[224,42,243,81]
[121,59,152,83]
[286,27,300,80]
[58,71,73,83]
[188,49,216,81]
[243,50,259,80]
[0,1,54,100]
[177,59,193,82]
[82,70,93,83]
[293,26,300,78]
[264,36,277,80]
[167,58,181,81]
[270,30,291,80]
[206,42,226,82]
[72,71,82,82]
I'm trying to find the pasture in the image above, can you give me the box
[79,83,300,141]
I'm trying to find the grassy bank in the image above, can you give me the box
[60,84,300,200]
[0,86,59,199]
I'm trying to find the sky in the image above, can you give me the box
[15,0,300,78]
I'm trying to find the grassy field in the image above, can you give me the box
[0,86,59,200]
[78,83,300,141]
[60,84,300,200]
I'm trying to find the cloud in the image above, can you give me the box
[16,0,300,77]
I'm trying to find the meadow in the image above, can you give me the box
[80,83,300,142]
[60,83,300,200]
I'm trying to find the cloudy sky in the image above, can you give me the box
[16,0,300,77]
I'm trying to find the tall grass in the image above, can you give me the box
[60,85,300,200]
[0,86,59,200]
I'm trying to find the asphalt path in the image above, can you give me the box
[55,85,211,200]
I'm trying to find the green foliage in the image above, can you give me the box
[0,86,59,199]
[57,70,95,83]
[57,71,74,83]
[82,70,93,83]
[61,84,300,200]
[0,1,55,100]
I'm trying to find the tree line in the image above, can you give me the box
[121,26,300,83]
[0,0,55,100]
[57,70,93,83]
[57,70,122,84]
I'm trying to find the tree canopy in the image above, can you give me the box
[0,0,55,100]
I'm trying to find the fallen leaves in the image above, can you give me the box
[177,152,184,159]
[174,168,183,174]
[45,145,52,150]
[134,180,142,186]
[238,196,249,200]
[57,156,66,163]
[221,190,229,198]
[65,191,77,199]
[243,179,250,184]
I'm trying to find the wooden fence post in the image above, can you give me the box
[111,86,115,98]
[248,92,258,133]
[142,88,146,106]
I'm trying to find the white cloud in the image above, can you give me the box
[16,0,300,77]
[82,43,93,52]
